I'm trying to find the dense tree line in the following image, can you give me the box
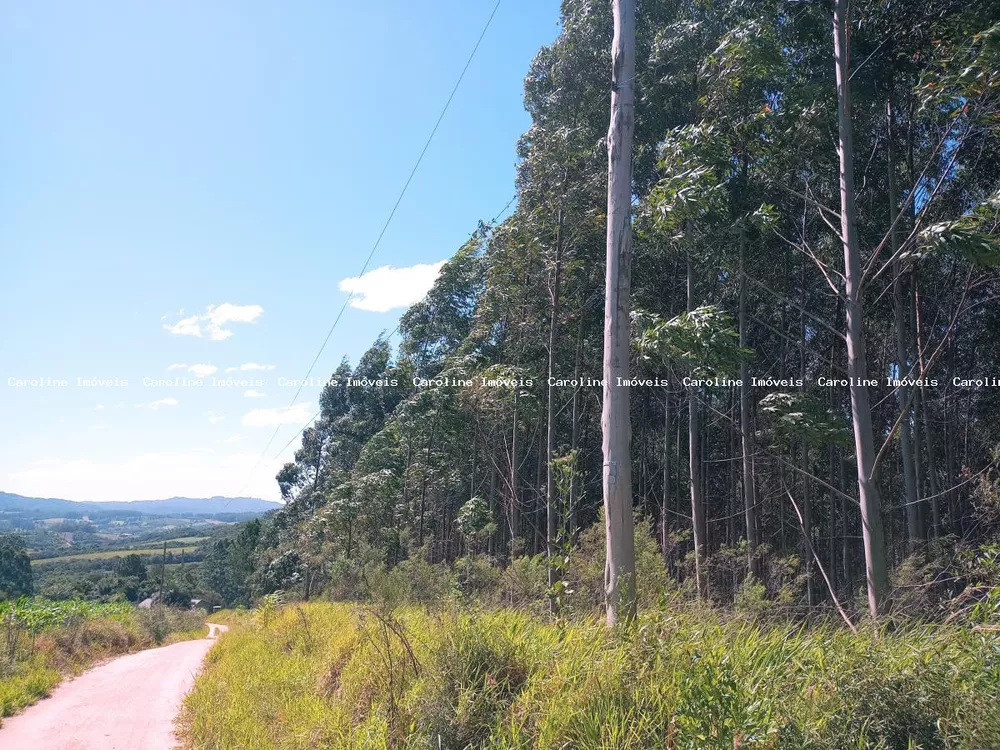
[0,534,34,599]
[238,0,1000,623]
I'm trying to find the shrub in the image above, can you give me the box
[454,555,501,601]
[136,606,206,645]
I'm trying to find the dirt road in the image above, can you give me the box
[0,623,227,750]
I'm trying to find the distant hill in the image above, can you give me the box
[0,492,281,518]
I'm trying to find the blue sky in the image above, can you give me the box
[0,0,561,502]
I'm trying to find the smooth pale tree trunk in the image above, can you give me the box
[546,206,564,611]
[687,252,707,597]
[602,0,637,626]
[800,280,814,606]
[908,282,925,541]
[888,98,920,549]
[912,272,940,538]
[509,389,520,549]
[921,386,941,537]
[738,228,760,578]
[533,418,545,555]
[662,389,672,568]
[833,0,890,618]
[569,308,584,537]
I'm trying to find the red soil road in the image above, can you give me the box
[0,623,227,750]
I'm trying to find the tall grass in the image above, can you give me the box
[180,602,1000,750]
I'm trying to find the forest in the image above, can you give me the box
[221,0,1000,632]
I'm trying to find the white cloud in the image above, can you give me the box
[189,364,218,378]
[338,261,445,313]
[166,363,217,378]
[165,316,203,338]
[94,404,105,411]
[138,398,179,410]
[242,403,312,427]
[225,362,275,372]
[163,303,264,340]
[244,389,266,398]
[202,410,225,424]
[222,435,243,444]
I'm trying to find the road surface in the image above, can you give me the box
[0,622,227,750]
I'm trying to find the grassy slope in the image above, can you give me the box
[180,602,1000,750]
[0,606,206,724]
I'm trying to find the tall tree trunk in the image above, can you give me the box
[833,0,890,618]
[417,417,437,549]
[913,272,940,539]
[509,389,520,550]
[534,415,545,555]
[662,388,672,569]
[889,99,920,550]
[687,252,707,598]
[487,461,497,557]
[739,227,759,577]
[922,388,941,538]
[737,211,759,580]
[569,306,584,537]
[602,0,637,626]
[800,278,814,606]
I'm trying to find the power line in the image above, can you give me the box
[230,1,505,502]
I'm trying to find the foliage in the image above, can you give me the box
[758,392,851,447]
[634,306,748,378]
[0,535,34,600]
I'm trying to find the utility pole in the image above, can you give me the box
[158,540,166,605]
[602,0,637,626]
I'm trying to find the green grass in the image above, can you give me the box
[32,545,201,564]
[179,602,1000,750]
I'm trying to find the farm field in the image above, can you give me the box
[32,545,202,564]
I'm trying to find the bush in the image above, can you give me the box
[454,555,501,601]
[387,551,456,607]
[137,606,206,645]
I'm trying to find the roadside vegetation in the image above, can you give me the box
[181,525,1000,749]
[0,597,205,724]
[181,598,1000,750]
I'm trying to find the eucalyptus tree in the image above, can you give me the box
[602,0,639,626]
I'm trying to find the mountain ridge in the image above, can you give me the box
[0,491,281,516]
